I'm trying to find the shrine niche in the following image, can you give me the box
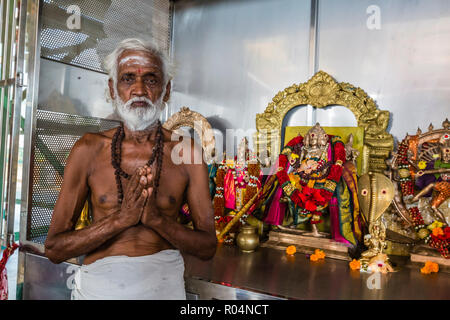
[390,119,450,266]
[254,71,394,174]
[258,122,366,261]
[252,71,396,261]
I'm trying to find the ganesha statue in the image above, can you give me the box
[262,123,365,246]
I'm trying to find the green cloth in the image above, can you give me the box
[336,180,357,245]
[434,159,450,179]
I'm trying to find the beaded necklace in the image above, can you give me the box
[111,121,164,204]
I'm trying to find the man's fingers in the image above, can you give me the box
[136,188,148,206]
[133,175,147,200]
[126,168,142,194]
[138,167,146,176]
[146,187,154,201]
[146,173,154,188]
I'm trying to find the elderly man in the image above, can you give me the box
[44,38,217,300]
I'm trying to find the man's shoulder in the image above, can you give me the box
[73,128,115,152]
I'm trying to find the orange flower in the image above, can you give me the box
[310,254,319,262]
[286,245,296,255]
[432,227,444,237]
[314,249,326,259]
[430,263,439,273]
[420,266,431,274]
[421,261,439,274]
[349,259,361,271]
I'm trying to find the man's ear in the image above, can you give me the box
[163,80,171,103]
[108,78,115,100]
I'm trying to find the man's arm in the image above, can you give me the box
[44,135,148,264]
[141,142,217,260]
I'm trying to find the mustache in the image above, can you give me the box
[124,96,154,108]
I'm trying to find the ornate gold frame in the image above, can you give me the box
[255,71,394,174]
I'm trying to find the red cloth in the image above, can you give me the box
[0,243,19,300]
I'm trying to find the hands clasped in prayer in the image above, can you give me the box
[120,165,161,229]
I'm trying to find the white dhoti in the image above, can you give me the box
[71,249,186,300]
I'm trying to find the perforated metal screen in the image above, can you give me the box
[28,109,119,244]
[40,0,172,73]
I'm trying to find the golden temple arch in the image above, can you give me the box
[254,71,394,174]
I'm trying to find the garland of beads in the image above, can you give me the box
[111,121,164,204]
[213,162,227,219]
[397,138,449,258]
[243,162,260,205]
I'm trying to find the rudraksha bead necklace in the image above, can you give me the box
[111,120,164,204]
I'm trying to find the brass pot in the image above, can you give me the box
[236,225,259,253]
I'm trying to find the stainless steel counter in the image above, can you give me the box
[183,244,450,300]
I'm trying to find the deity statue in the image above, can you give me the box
[213,138,262,243]
[361,220,387,259]
[263,123,365,245]
[411,133,450,225]
[392,121,450,259]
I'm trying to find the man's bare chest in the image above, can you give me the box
[87,143,189,214]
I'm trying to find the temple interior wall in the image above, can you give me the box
[170,0,450,147]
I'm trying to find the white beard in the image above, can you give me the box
[113,90,165,131]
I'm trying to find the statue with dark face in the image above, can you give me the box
[412,133,450,224]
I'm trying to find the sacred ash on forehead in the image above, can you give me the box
[118,54,155,67]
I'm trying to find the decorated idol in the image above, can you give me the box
[263,123,365,245]
[213,138,262,243]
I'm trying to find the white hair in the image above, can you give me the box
[103,38,173,89]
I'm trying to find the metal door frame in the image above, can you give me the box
[16,0,42,300]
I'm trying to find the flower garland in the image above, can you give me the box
[244,162,260,205]
[213,162,226,219]
[397,138,449,258]
[275,135,346,224]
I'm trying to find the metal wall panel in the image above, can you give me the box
[23,253,75,300]
[170,0,312,148]
[38,58,113,118]
[317,0,450,140]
